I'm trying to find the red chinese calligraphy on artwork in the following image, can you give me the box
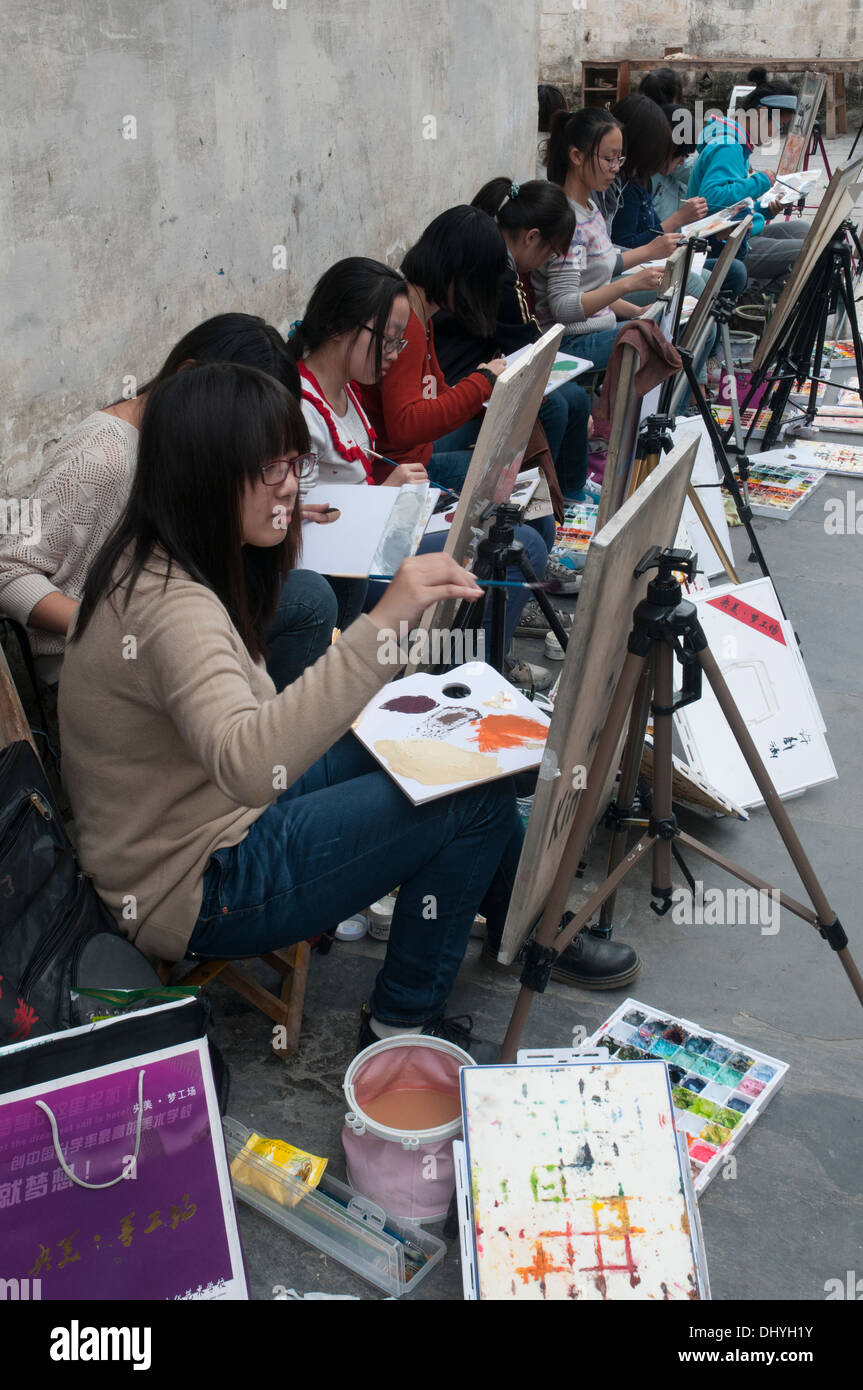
[707,596,786,646]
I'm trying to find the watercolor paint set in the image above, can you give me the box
[352,662,550,805]
[711,404,774,437]
[724,454,825,519]
[555,500,599,554]
[582,1000,788,1193]
[808,414,863,438]
[791,377,860,410]
[454,1058,709,1300]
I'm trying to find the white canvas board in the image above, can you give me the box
[728,84,755,111]
[672,417,735,579]
[705,577,827,734]
[425,467,549,534]
[460,1061,709,1301]
[299,482,439,576]
[674,581,837,807]
[351,661,550,806]
[503,346,593,395]
[410,326,563,671]
[500,438,696,962]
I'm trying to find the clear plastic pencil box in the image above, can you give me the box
[222,1118,445,1298]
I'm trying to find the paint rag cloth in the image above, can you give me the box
[523,417,565,523]
[593,321,682,423]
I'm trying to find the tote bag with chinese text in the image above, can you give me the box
[0,996,247,1300]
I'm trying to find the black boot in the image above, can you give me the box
[482,919,640,990]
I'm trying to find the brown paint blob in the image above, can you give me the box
[381,694,438,714]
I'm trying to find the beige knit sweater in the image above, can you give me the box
[0,412,138,683]
[58,552,391,961]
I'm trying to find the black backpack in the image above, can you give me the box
[0,738,162,1045]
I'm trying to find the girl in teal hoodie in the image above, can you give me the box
[687,70,807,292]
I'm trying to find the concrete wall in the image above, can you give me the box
[2,1,538,493]
[541,0,861,83]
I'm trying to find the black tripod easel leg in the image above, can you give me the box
[677,348,784,611]
[697,643,863,1002]
[443,502,571,677]
[732,222,863,451]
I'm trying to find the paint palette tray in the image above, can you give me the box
[582,1000,788,1193]
[352,661,550,805]
[455,1059,710,1300]
[223,1119,445,1298]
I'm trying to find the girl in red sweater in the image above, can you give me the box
[358,206,508,481]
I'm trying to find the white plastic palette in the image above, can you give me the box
[352,662,550,805]
[583,999,788,1194]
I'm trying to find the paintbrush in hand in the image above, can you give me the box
[368,574,567,593]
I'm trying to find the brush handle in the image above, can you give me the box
[367,574,551,591]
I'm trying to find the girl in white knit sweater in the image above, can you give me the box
[0,315,338,690]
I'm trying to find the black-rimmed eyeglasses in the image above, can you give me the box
[361,325,408,356]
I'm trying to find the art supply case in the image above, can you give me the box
[223,1118,445,1298]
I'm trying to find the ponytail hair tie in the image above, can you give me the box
[288,319,303,340]
[496,181,520,215]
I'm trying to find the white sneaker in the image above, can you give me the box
[544,631,565,660]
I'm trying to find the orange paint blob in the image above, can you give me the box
[471,713,549,753]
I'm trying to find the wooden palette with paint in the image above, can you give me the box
[583,1000,788,1195]
[459,1060,709,1300]
[352,662,550,805]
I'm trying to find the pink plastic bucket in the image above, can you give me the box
[342,1036,473,1221]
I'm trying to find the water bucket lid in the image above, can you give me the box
[344,1034,473,1144]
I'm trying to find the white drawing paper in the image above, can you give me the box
[674,579,836,807]
[299,482,439,576]
[672,416,735,579]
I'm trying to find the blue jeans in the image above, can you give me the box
[265,569,338,692]
[428,420,556,552]
[538,381,591,498]
[706,256,747,297]
[188,733,524,1025]
[325,576,368,633]
[560,328,619,375]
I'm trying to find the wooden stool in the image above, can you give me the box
[159,945,311,1058]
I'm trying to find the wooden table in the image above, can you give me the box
[582,59,861,139]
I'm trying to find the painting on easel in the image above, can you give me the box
[777,72,827,176]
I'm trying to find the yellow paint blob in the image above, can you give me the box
[375,737,501,787]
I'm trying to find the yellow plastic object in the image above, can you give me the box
[230,1131,327,1208]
